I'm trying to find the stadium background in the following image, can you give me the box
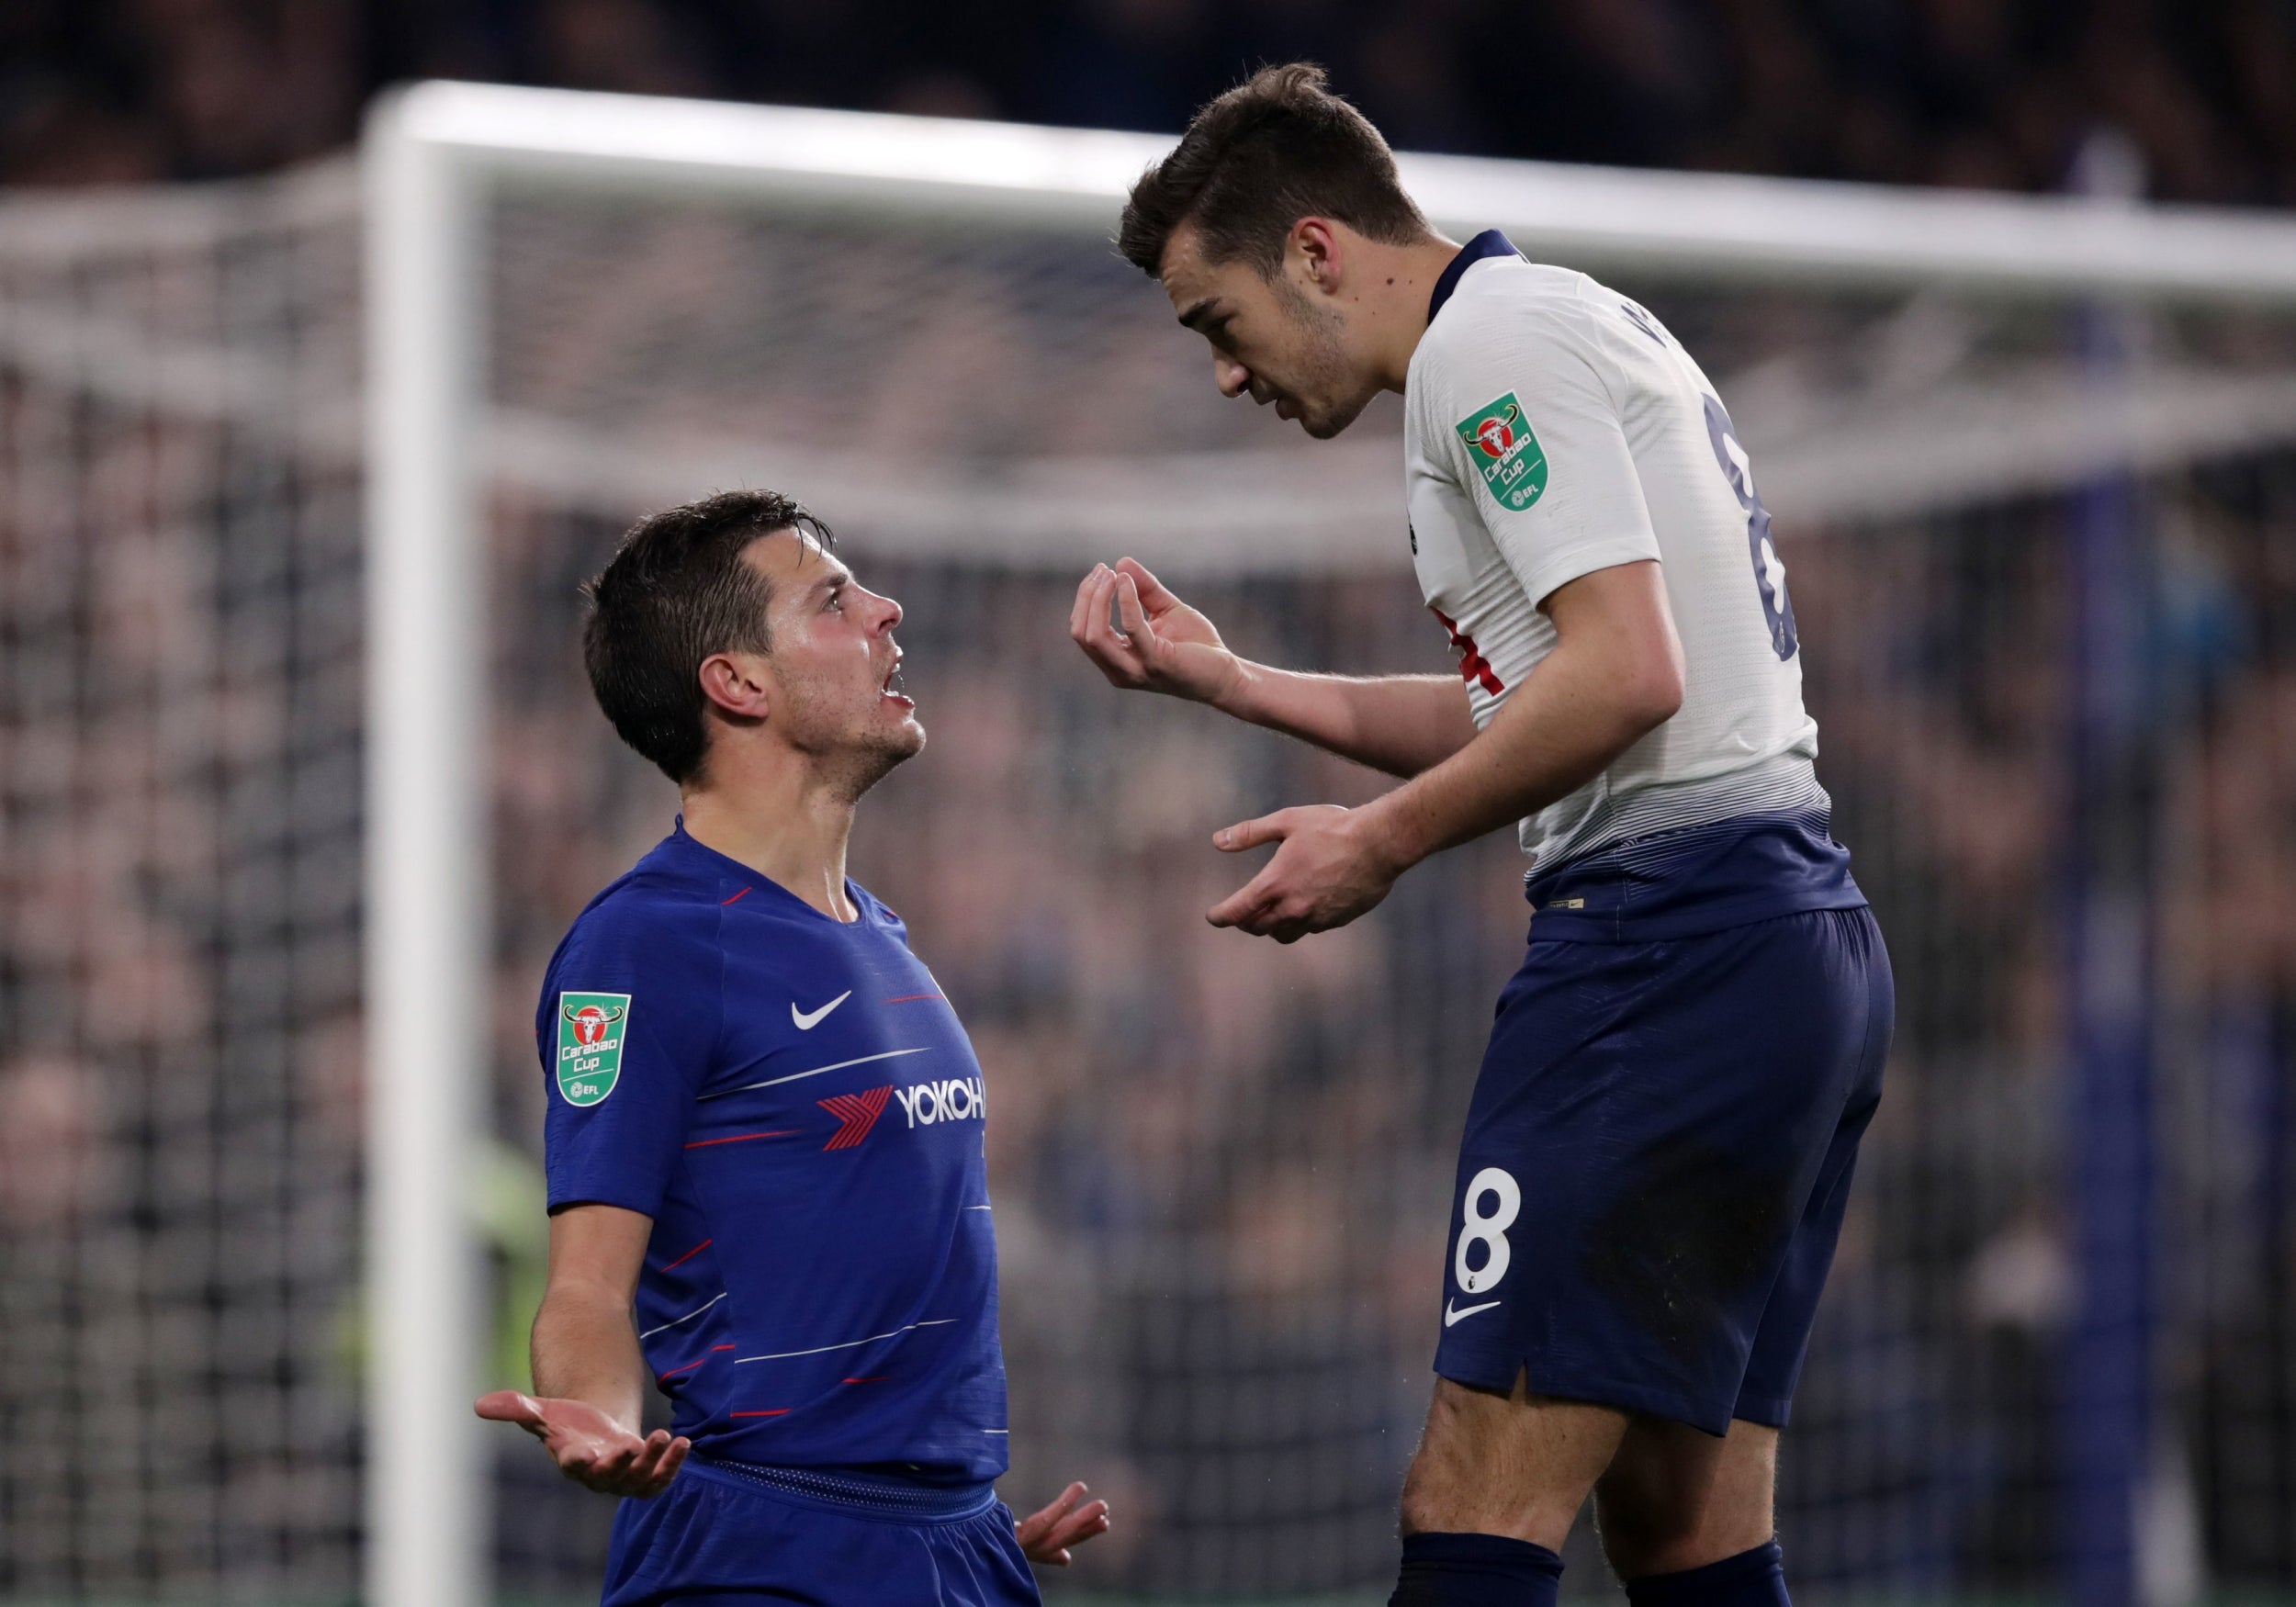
[5,3,2296,1604]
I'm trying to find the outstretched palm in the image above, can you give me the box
[476,1389,688,1498]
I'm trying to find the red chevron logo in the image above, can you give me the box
[818,1085,893,1151]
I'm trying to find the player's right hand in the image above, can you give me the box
[475,1389,689,1498]
[1070,557,1243,705]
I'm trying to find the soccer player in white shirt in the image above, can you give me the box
[1071,64,1892,1607]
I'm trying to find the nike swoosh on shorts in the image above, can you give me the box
[1444,1298,1501,1327]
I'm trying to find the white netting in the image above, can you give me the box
[0,169,362,1595]
[5,153,2296,1602]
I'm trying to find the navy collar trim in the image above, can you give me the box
[1428,230,1524,323]
[668,817,871,927]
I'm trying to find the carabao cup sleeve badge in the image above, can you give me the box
[556,992,631,1107]
[1455,392,1549,512]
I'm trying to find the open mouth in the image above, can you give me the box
[881,654,911,705]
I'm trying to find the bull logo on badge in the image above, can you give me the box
[1469,403,1520,460]
[564,1001,623,1047]
[555,992,631,1107]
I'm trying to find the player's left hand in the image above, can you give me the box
[1014,1480,1111,1566]
[1208,804,1406,942]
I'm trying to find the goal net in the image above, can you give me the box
[3,84,2296,1605]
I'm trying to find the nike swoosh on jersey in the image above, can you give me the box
[791,991,852,1030]
[1444,1298,1502,1327]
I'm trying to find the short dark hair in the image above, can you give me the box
[1117,62,1431,279]
[581,489,833,784]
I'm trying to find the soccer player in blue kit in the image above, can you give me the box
[477,490,1109,1604]
[1071,67,1891,1607]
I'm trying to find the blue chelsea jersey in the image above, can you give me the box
[537,822,1007,1483]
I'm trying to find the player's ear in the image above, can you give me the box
[1289,217,1342,295]
[697,651,771,723]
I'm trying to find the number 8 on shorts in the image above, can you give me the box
[1454,1166,1522,1295]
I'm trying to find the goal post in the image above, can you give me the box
[363,99,487,1607]
[359,80,2296,1607]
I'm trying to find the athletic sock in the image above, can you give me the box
[1388,1530,1563,1607]
[1624,1538,1790,1605]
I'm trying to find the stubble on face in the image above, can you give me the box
[1163,224,1379,442]
[1269,273,1375,440]
[765,652,925,806]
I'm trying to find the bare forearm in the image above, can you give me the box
[1194,565,1686,945]
[1213,662,1478,778]
[1360,638,1677,868]
[530,1278,647,1433]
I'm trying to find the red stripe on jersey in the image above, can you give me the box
[730,1410,790,1418]
[842,1376,890,1384]
[720,886,752,905]
[659,1238,713,1271]
[655,1340,733,1383]
[1430,606,1506,695]
[884,994,943,1005]
[683,1129,799,1149]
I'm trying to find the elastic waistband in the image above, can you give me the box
[1523,807,1864,942]
[686,1455,998,1522]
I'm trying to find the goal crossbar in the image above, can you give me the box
[360,78,2296,1607]
[379,79,2296,300]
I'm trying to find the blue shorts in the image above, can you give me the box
[1433,905,1892,1435]
[601,1459,1041,1606]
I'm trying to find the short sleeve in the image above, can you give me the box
[537,903,718,1218]
[1428,312,1660,606]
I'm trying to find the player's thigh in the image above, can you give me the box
[1436,915,1883,1437]
[1736,907,1893,1426]
[1594,1417,1778,1580]
[1400,1372,1627,1548]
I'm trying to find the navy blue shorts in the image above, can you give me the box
[601,1459,1040,1606]
[1433,905,1892,1435]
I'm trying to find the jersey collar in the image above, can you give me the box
[1427,230,1525,324]
[667,816,872,927]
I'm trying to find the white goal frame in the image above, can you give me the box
[361,79,2296,1607]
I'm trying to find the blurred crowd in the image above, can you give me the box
[4,0,2296,205]
[6,28,2296,1597]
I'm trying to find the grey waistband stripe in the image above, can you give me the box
[1532,757,1828,874]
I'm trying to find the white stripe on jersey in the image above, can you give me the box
[697,1045,930,1100]
[736,1316,961,1364]
[639,1289,728,1338]
[1404,250,1824,871]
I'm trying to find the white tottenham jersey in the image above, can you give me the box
[1405,233,1824,871]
